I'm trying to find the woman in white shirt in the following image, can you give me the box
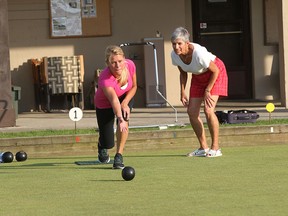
[171,27,228,157]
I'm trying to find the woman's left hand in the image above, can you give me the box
[121,105,130,121]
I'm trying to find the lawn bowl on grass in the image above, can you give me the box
[122,166,135,181]
[15,151,28,162]
[0,151,14,163]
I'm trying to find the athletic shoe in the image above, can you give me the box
[206,149,223,158]
[186,148,209,157]
[98,144,110,163]
[113,153,124,169]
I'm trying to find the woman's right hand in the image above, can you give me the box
[181,93,189,107]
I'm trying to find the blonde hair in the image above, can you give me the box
[105,45,128,86]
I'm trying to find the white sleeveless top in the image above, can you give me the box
[171,43,216,74]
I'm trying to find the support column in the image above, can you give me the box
[278,0,288,108]
[0,0,16,127]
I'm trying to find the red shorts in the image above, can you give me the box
[190,57,228,98]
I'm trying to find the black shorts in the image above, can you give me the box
[96,97,134,149]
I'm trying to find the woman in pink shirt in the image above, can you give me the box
[94,45,137,169]
[171,27,228,158]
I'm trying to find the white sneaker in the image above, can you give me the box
[206,149,222,158]
[186,148,209,157]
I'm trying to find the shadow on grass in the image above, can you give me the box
[0,163,68,170]
[89,179,123,182]
[1,154,190,170]
[1,163,116,171]
[125,154,186,158]
[77,166,114,170]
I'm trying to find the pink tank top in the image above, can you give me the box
[94,59,136,109]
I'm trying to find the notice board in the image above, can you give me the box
[49,0,111,38]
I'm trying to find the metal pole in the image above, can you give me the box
[119,42,178,122]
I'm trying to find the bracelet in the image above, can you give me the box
[205,89,210,93]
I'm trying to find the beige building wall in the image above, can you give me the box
[7,0,284,112]
[278,0,288,107]
[8,0,189,112]
[250,0,280,101]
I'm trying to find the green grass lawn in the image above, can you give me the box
[1,145,287,216]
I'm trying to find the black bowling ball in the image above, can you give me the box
[121,166,135,181]
[1,152,14,163]
[15,151,28,162]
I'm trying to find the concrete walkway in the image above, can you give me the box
[0,101,287,133]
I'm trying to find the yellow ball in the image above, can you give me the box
[266,103,275,113]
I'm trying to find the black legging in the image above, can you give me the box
[96,97,134,149]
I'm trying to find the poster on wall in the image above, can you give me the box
[50,0,111,38]
[50,0,82,37]
[82,0,97,18]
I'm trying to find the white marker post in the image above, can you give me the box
[266,103,275,133]
[265,103,275,123]
[69,107,83,135]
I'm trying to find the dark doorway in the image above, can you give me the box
[191,0,252,99]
